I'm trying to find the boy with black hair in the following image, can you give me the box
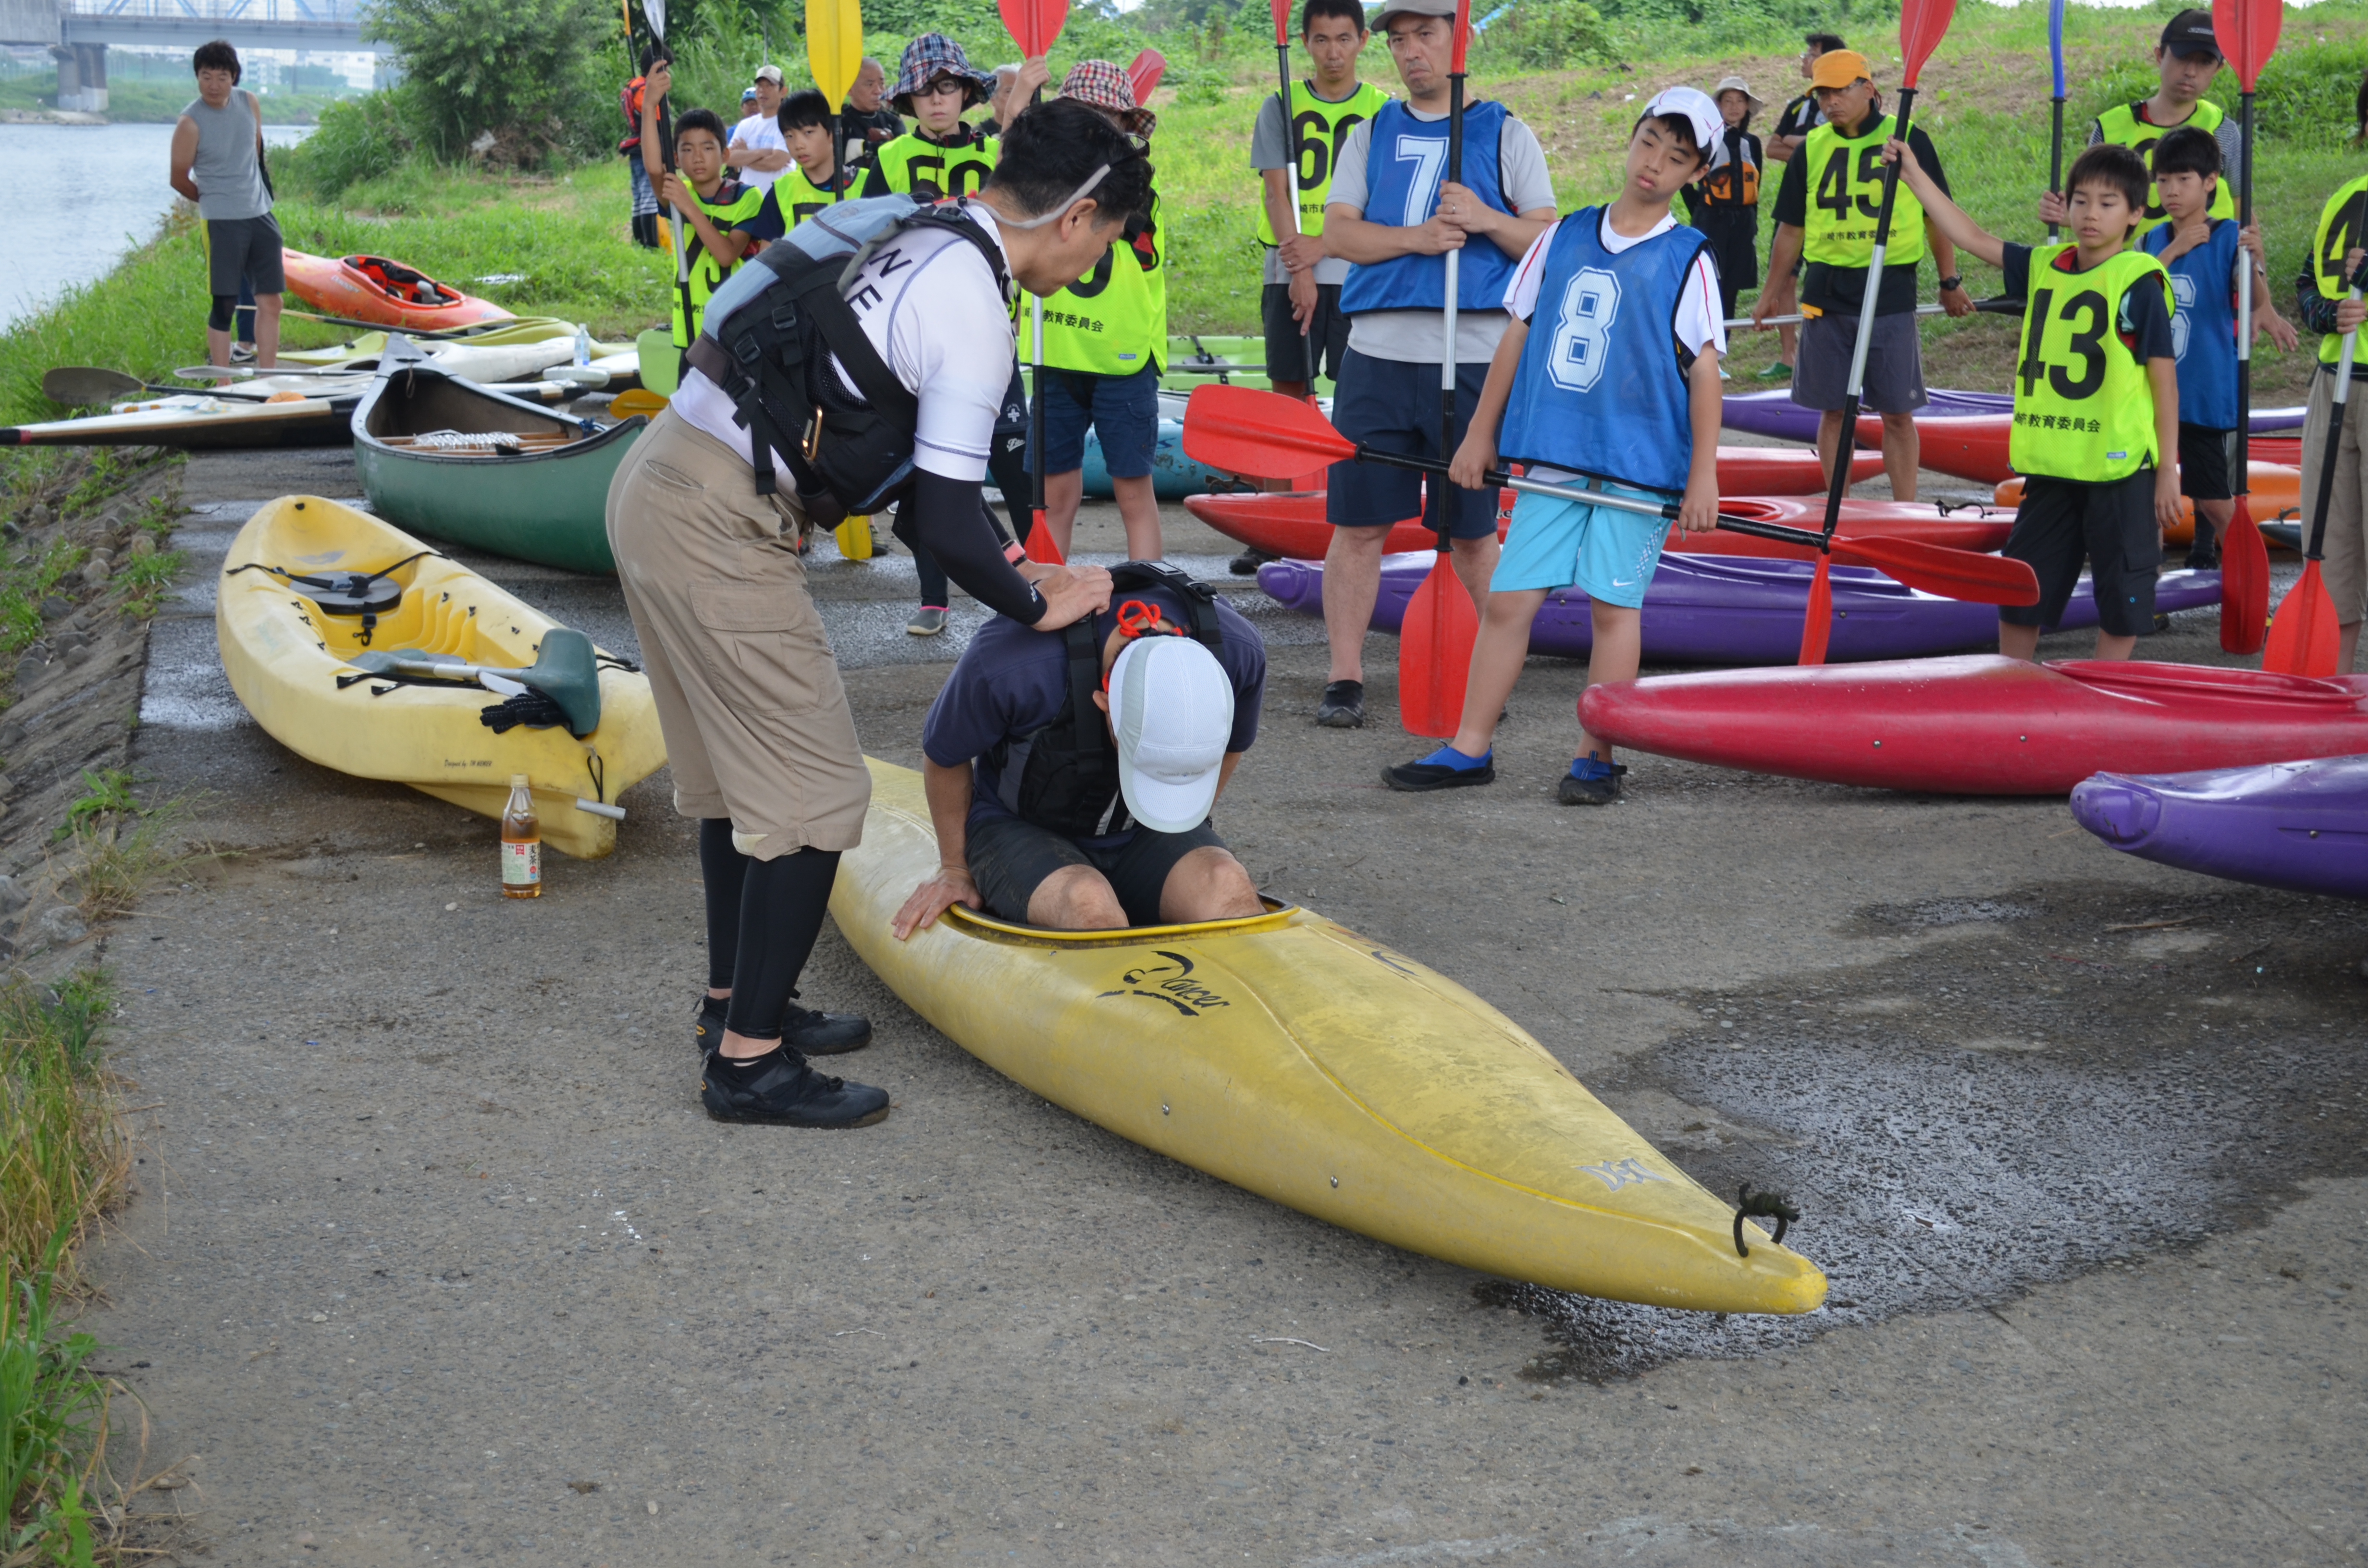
[170,39,282,371]
[1891,139,2181,662]
[2048,9,2242,237]
[2141,125,2296,569]
[1251,0,1387,403]
[738,88,854,237]
[1383,90,1725,805]
[641,74,765,360]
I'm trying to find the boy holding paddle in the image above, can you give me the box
[1380,90,1725,805]
[1889,140,2182,661]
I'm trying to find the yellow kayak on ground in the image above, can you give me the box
[832,760,1826,1315]
[216,496,666,858]
[282,316,636,369]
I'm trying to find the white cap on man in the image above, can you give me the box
[753,63,785,85]
[1642,85,1721,159]
[1107,636,1233,834]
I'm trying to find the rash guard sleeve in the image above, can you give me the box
[896,468,1044,625]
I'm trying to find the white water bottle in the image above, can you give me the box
[573,323,591,367]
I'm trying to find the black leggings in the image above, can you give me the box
[698,818,842,1041]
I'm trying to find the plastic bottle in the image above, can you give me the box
[573,323,592,368]
[501,774,542,898]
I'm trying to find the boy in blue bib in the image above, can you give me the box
[1382,88,1727,806]
[2140,126,2295,569]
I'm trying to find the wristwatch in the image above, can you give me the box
[1937,275,1964,292]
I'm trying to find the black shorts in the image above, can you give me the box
[1999,469,2162,637]
[1261,281,1348,384]
[966,811,1226,928]
[2177,423,2233,502]
[205,213,284,297]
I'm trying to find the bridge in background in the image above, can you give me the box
[2,0,389,110]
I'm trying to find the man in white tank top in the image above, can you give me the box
[169,39,284,371]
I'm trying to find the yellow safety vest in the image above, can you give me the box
[2311,174,2368,365]
[670,178,767,348]
[1041,191,1165,377]
[1801,113,1927,269]
[862,127,998,200]
[2092,98,2236,232]
[1256,78,1392,245]
[769,161,845,230]
[2008,243,2172,483]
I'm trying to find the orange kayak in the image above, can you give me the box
[1183,490,2014,561]
[280,249,515,331]
[1993,464,2300,547]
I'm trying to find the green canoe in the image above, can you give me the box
[351,352,642,576]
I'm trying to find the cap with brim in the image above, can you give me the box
[741,87,758,101]
[1108,636,1234,836]
[1643,85,1722,158]
[1371,0,1455,34]
[1808,48,1873,90]
[891,32,995,113]
[2160,7,2221,57]
[1710,74,1766,110]
[753,63,785,84]
[1059,58,1156,136]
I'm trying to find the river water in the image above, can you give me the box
[0,121,312,333]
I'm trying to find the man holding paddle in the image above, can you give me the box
[1313,0,1556,730]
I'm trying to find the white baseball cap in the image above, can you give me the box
[1106,634,1234,835]
[1642,85,1721,160]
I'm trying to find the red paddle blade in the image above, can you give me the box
[1024,510,1064,565]
[1796,556,1834,665]
[1398,555,1476,736]
[2264,561,2341,675]
[1270,0,1292,44]
[2212,0,2283,89]
[1825,534,2041,605]
[1898,0,1960,86]
[2220,495,2270,653]
[1126,49,1167,104]
[1450,0,1471,72]
[998,0,1068,57]
[1181,383,1354,478]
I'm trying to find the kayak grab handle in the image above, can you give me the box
[574,798,626,821]
[1734,1182,1801,1258]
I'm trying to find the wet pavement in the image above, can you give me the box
[84,444,2368,1565]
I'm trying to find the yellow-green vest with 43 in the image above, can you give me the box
[2008,243,2173,483]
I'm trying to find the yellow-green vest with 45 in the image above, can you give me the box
[1801,113,1928,269]
[1041,192,1166,378]
[2008,243,2173,483]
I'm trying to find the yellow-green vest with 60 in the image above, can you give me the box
[862,127,998,199]
[1256,78,1392,245]
[1041,192,1166,378]
[2009,243,2172,483]
[1801,113,1928,269]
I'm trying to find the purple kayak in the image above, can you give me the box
[1721,390,2306,444]
[2070,755,2368,900]
[1257,551,2223,666]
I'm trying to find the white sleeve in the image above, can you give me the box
[1498,119,1557,213]
[1502,220,1561,320]
[875,236,1013,482]
[1673,251,1727,357]
[1327,120,1373,214]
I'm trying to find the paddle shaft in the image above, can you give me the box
[1818,85,1921,544]
[2303,281,2363,563]
[1433,67,1465,553]
[2047,0,2065,241]
[2234,88,2255,499]
[1734,300,2023,329]
[1273,37,1315,391]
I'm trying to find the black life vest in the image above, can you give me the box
[691,196,1011,509]
[987,563,1226,839]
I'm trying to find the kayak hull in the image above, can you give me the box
[2,393,354,448]
[1186,490,2013,561]
[353,357,641,575]
[1579,656,2368,795]
[283,317,635,378]
[281,249,514,331]
[1997,466,2299,546]
[831,759,1826,1314]
[2070,755,2368,900]
[1724,397,2307,468]
[1258,551,2221,665]
[216,496,664,856]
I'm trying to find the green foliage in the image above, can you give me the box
[112,550,185,623]
[57,772,141,845]
[1,1224,107,1568]
[272,89,419,201]
[1472,0,1616,72]
[366,0,621,163]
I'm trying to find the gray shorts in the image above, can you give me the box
[205,214,284,297]
[1790,309,1928,416]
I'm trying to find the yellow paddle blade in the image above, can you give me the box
[608,388,668,420]
[807,0,864,109]
[835,516,875,560]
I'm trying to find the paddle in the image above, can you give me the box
[1181,386,2039,607]
[1127,48,1168,104]
[2214,0,2282,654]
[1001,0,1071,564]
[1802,0,1959,666]
[2265,257,2359,676]
[1396,0,1479,737]
[808,0,862,203]
[640,0,698,350]
[2046,0,2065,242]
[42,367,265,404]
[1266,0,1320,404]
[1734,298,2022,329]
[608,387,668,420]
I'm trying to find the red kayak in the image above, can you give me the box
[1578,656,2368,795]
[281,249,515,331]
[1184,490,2013,561]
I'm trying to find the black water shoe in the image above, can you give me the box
[1557,760,1628,806]
[702,1049,890,1128]
[1316,679,1365,728]
[1382,747,1495,791]
[1228,548,1276,576]
[693,994,727,1055]
[696,996,870,1055]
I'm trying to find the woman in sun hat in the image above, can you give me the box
[1685,74,1765,320]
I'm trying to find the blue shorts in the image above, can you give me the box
[1325,346,1500,539]
[1491,481,1674,608]
[1031,365,1159,478]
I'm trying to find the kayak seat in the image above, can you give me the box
[944,897,1296,948]
[2052,660,2368,707]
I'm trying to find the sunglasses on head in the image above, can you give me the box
[1101,600,1184,691]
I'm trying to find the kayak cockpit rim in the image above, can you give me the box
[942,897,1302,948]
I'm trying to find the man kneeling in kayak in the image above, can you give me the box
[892,564,1268,935]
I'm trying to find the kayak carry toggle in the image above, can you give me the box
[1734,1183,1800,1258]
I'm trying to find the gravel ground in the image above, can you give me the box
[79,445,2368,1565]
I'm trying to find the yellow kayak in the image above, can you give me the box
[831,760,1827,1315]
[282,316,636,368]
[216,496,666,858]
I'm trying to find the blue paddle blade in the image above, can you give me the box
[2048,0,2066,96]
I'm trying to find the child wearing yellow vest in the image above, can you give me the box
[641,78,765,370]
[1891,140,2181,663]
[2040,9,2239,239]
[2292,104,2368,675]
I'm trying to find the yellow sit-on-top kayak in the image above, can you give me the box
[832,760,1827,1315]
[216,496,666,858]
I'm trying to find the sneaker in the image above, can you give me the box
[702,1048,890,1128]
[785,1004,871,1055]
[1315,679,1365,728]
[1557,757,1628,806]
[1754,361,1793,382]
[229,342,258,365]
[906,605,948,636]
[1382,746,1495,792]
[2182,552,2220,572]
[1228,548,1276,576]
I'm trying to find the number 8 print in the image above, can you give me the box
[1547,267,1621,393]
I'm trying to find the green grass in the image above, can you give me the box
[0,73,347,125]
[2,1223,109,1566]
